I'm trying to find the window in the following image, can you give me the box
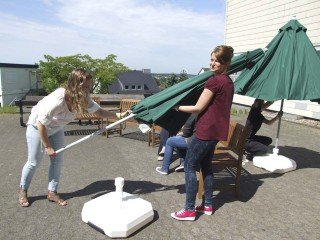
[125,85,129,90]
[131,85,136,90]
[137,85,142,90]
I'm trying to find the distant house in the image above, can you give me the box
[108,70,159,96]
[198,68,210,75]
[0,63,39,107]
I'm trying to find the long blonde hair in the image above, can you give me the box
[65,68,91,114]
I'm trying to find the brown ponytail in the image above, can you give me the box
[212,45,234,66]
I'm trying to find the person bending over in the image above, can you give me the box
[18,68,113,207]
[244,99,283,160]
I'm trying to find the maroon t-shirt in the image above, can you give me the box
[195,74,234,141]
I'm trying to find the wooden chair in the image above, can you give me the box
[75,96,104,130]
[147,124,161,147]
[106,99,140,137]
[197,120,247,198]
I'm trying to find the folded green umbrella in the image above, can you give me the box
[131,48,264,132]
[55,49,264,153]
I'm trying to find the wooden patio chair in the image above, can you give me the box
[147,124,162,147]
[197,120,248,198]
[106,99,140,137]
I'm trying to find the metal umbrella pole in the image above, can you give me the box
[272,99,284,155]
[56,113,136,154]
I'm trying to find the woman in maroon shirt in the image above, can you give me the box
[171,45,234,221]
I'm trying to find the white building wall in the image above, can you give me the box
[0,67,38,106]
[226,0,320,52]
[226,0,320,120]
[233,95,320,120]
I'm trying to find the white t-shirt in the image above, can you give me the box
[27,88,100,135]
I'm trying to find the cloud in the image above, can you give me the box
[0,0,225,73]
[56,0,224,47]
[0,12,92,64]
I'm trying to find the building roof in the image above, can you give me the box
[0,63,39,69]
[197,67,210,75]
[109,70,159,94]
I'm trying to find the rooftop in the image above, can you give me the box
[0,62,39,68]
[1,114,319,239]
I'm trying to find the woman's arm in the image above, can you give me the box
[176,89,215,113]
[36,122,56,156]
[261,101,274,111]
[263,111,283,125]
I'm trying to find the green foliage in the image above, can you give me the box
[230,107,249,116]
[39,54,129,94]
[231,108,238,116]
[94,54,130,94]
[164,74,179,88]
[0,106,18,114]
[160,69,189,89]
[179,69,188,82]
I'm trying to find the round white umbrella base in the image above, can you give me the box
[82,178,154,238]
[253,153,297,173]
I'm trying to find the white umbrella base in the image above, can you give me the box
[82,191,154,238]
[253,153,297,173]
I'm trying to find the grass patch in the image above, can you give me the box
[231,108,248,116]
[0,106,18,114]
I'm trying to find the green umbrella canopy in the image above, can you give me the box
[131,48,264,132]
[234,19,320,101]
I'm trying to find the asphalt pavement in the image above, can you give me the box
[0,114,319,240]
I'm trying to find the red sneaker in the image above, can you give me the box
[195,204,214,215]
[171,209,196,221]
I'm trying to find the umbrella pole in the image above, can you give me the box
[273,100,284,155]
[56,113,136,154]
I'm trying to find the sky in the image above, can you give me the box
[0,0,226,74]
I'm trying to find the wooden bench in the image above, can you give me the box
[197,120,247,198]
[106,99,140,137]
[75,96,104,130]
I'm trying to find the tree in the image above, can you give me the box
[164,74,179,88]
[160,70,189,89]
[94,54,129,94]
[179,69,188,82]
[39,54,129,94]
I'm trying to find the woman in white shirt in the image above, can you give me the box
[18,68,112,207]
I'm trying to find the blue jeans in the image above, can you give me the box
[158,128,178,154]
[161,136,188,172]
[20,125,65,192]
[184,136,218,210]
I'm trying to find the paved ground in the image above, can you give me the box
[0,114,319,240]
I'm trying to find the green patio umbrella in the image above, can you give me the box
[56,48,264,153]
[235,19,320,101]
[131,48,264,133]
[234,19,320,150]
